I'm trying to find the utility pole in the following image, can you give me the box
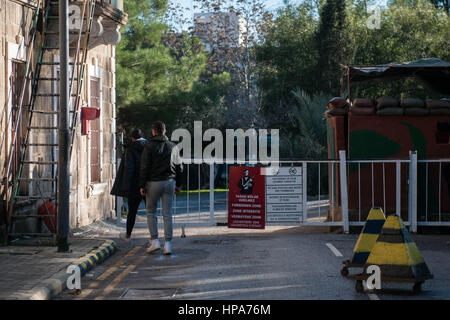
[57,0,71,252]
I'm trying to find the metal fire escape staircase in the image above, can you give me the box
[1,0,96,239]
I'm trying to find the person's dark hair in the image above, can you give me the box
[131,129,143,140]
[151,121,166,136]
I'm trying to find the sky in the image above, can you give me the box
[166,0,389,30]
[166,0,307,30]
[170,0,301,12]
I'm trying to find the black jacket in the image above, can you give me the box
[110,157,127,197]
[111,138,148,197]
[139,135,183,188]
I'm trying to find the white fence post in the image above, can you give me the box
[302,162,308,223]
[339,150,349,234]
[209,163,215,226]
[409,151,418,233]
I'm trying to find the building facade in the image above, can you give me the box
[0,0,127,237]
[193,12,247,52]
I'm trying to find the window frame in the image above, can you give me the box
[87,60,103,185]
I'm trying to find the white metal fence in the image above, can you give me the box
[115,151,450,233]
[416,159,450,226]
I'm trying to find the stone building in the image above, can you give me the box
[0,0,127,238]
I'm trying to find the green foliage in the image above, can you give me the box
[316,0,347,95]
[347,0,450,98]
[291,89,329,159]
[255,0,449,159]
[116,0,230,137]
[255,3,318,111]
[277,89,329,159]
[175,72,231,131]
[116,0,448,160]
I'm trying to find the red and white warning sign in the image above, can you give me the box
[228,166,266,229]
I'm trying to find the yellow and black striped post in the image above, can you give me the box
[359,214,433,293]
[341,207,385,276]
[364,214,432,280]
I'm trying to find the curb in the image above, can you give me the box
[29,240,117,300]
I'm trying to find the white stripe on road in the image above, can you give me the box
[326,243,343,257]
[368,293,380,300]
[326,242,380,300]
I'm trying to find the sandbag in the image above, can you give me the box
[377,108,404,116]
[376,96,399,110]
[353,98,376,108]
[401,98,425,109]
[426,99,450,109]
[429,108,450,116]
[404,108,429,116]
[327,97,349,109]
[324,108,348,118]
[349,106,375,115]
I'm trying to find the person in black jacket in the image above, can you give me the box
[140,121,183,255]
[118,129,148,241]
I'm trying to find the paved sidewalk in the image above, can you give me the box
[0,238,116,300]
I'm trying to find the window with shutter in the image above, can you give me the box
[90,77,101,183]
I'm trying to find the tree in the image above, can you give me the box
[116,0,230,137]
[347,0,450,98]
[186,0,268,129]
[255,0,449,158]
[316,0,348,96]
[389,0,449,13]
[254,3,319,112]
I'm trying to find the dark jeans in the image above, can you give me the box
[126,193,145,236]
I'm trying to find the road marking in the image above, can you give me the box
[96,245,142,281]
[368,293,380,300]
[173,284,306,299]
[326,243,343,257]
[95,253,147,300]
[73,245,142,300]
[324,243,380,300]
[73,289,93,300]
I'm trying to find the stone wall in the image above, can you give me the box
[1,1,118,231]
[69,44,117,228]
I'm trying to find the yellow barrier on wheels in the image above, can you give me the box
[341,207,386,277]
[354,214,433,294]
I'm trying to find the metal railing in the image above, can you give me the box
[417,159,450,226]
[115,151,450,233]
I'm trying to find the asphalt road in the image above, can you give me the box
[56,223,450,300]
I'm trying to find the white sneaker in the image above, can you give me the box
[119,232,130,242]
[163,241,172,255]
[146,239,161,254]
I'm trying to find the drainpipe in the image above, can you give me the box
[57,0,70,252]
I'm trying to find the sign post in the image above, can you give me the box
[228,165,305,229]
[228,167,266,229]
[266,167,303,223]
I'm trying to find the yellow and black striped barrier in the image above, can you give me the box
[73,240,117,276]
[341,207,385,277]
[355,215,433,293]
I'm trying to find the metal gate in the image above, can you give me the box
[115,151,450,233]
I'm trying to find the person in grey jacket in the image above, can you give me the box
[139,121,183,255]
